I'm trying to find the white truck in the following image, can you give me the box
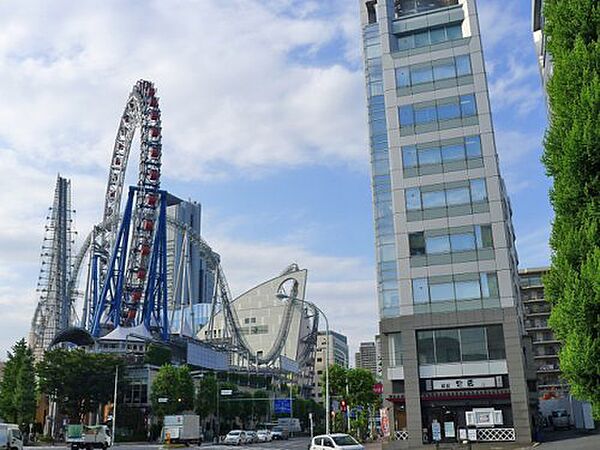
[0,424,23,450]
[162,414,202,445]
[66,424,112,450]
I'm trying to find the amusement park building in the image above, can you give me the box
[360,0,537,446]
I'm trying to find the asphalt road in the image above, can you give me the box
[25,436,311,450]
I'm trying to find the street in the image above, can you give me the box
[25,436,311,450]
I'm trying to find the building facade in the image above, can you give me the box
[312,331,349,403]
[360,0,535,446]
[532,0,552,94]
[356,341,378,377]
[166,194,216,334]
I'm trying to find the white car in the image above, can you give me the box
[224,430,247,445]
[0,424,23,450]
[310,434,364,450]
[256,430,272,442]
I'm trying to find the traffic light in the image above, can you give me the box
[341,400,347,412]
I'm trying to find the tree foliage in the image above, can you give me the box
[144,344,172,367]
[195,375,217,421]
[0,339,37,427]
[37,348,121,423]
[150,365,195,417]
[542,0,600,418]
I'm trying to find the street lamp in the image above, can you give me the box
[276,293,331,435]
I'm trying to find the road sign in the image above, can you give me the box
[274,398,291,414]
[373,383,383,394]
[220,389,233,396]
[158,397,168,403]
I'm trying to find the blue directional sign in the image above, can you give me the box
[274,399,292,414]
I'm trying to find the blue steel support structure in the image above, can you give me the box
[91,186,169,340]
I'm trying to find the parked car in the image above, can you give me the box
[256,429,272,442]
[224,430,247,445]
[246,431,259,443]
[271,426,289,440]
[0,424,23,450]
[550,409,571,430]
[310,434,364,450]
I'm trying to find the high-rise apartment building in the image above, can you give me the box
[532,0,552,93]
[360,1,536,446]
[312,331,349,402]
[356,341,378,377]
[166,194,216,334]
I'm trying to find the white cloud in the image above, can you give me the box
[210,234,379,357]
[0,0,372,357]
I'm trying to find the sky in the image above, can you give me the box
[0,0,552,360]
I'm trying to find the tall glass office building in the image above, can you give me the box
[360,1,536,446]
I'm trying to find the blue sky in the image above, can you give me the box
[0,0,551,359]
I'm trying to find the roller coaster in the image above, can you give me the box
[32,80,318,372]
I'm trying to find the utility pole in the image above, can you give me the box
[112,365,118,444]
[346,375,351,433]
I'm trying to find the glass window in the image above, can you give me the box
[435,329,461,363]
[396,67,411,87]
[426,235,450,254]
[455,280,481,300]
[389,333,403,367]
[379,244,395,261]
[409,232,426,256]
[480,273,490,297]
[456,55,472,76]
[441,144,465,161]
[412,278,429,304]
[430,282,454,302]
[414,30,430,47]
[370,82,383,96]
[460,94,477,117]
[487,325,506,359]
[399,105,414,126]
[437,102,461,121]
[460,327,488,361]
[487,273,499,297]
[446,187,470,205]
[405,188,421,210]
[411,66,434,84]
[397,35,413,51]
[402,146,418,168]
[419,147,442,165]
[415,105,437,124]
[430,27,446,44]
[446,24,463,40]
[470,179,487,202]
[373,159,389,176]
[480,225,494,247]
[433,62,456,80]
[422,190,446,208]
[365,44,382,59]
[465,135,482,157]
[417,331,435,364]
[450,233,476,252]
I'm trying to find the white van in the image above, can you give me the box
[0,424,24,450]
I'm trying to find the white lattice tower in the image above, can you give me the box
[29,175,74,360]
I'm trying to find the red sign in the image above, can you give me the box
[373,383,383,394]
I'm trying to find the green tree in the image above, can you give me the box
[321,366,380,437]
[150,365,194,417]
[195,375,217,421]
[144,344,172,366]
[253,390,270,423]
[37,348,121,423]
[0,339,37,427]
[541,0,600,417]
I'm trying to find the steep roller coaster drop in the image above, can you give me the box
[59,80,317,369]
